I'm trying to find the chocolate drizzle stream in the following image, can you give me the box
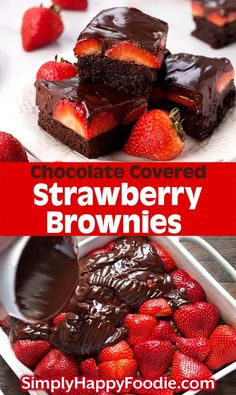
[11,237,190,357]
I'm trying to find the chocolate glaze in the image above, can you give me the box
[35,76,146,123]
[194,0,236,17]
[77,7,168,55]
[11,237,190,357]
[155,52,234,115]
[15,237,79,321]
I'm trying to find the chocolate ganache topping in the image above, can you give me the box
[10,237,190,357]
[77,8,168,55]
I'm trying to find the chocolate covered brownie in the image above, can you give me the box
[74,7,168,96]
[192,0,236,48]
[35,76,147,158]
[150,53,235,140]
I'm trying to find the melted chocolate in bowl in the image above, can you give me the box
[15,237,79,321]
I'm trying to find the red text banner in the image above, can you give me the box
[0,162,235,236]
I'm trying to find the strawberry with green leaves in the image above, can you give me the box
[21,5,64,51]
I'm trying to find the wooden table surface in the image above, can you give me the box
[0,237,235,395]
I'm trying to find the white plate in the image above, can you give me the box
[9,0,236,162]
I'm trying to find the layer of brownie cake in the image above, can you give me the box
[74,7,168,96]
[9,237,190,358]
[150,53,235,140]
[192,0,236,48]
[35,77,147,158]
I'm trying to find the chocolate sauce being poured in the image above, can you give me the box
[12,237,190,357]
[15,237,79,321]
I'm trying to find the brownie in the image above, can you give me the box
[74,7,168,96]
[35,76,147,158]
[150,53,236,140]
[192,0,236,48]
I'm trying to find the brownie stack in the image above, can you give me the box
[35,6,236,159]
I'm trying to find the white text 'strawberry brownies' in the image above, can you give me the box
[1,237,236,394]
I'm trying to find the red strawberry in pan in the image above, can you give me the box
[35,349,79,394]
[124,314,157,346]
[52,312,67,326]
[134,385,173,395]
[171,351,212,390]
[206,325,236,370]
[80,358,99,378]
[173,302,219,338]
[36,59,77,81]
[87,241,116,257]
[171,270,206,303]
[99,358,137,392]
[139,299,172,317]
[21,6,64,51]
[134,340,174,379]
[98,340,133,363]
[124,109,184,161]
[150,242,177,273]
[52,0,88,11]
[149,320,179,343]
[13,340,52,368]
[176,337,211,362]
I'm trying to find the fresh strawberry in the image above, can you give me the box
[74,38,102,56]
[173,302,219,338]
[124,109,184,161]
[163,91,199,109]
[206,325,236,370]
[124,314,157,346]
[53,0,88,11]
[13,340,52,367]
[176,337,211,362]
[206,11,236,27]
[53,99,117,139]
[139,299,172,317]
[36,59,77,81]
[191,1,204,17]
[87,241,115,256]
[80,358,99,378]
[0,132,28,162]
[52,312,67,326]
[21,6,64,52]
[105,41,161,69]
[122,103,147,125]
[171,270,206,303]
[99,358,137,392]
[149,320,179,343]
[171,351,212,390]
[98,341,133,363]
[35,349,79,394]
[216,69,235,94]
[134,340,174,379]
[150,242,177,273]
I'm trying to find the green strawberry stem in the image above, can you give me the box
[169,108,184,141]
[50,5,61,14]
